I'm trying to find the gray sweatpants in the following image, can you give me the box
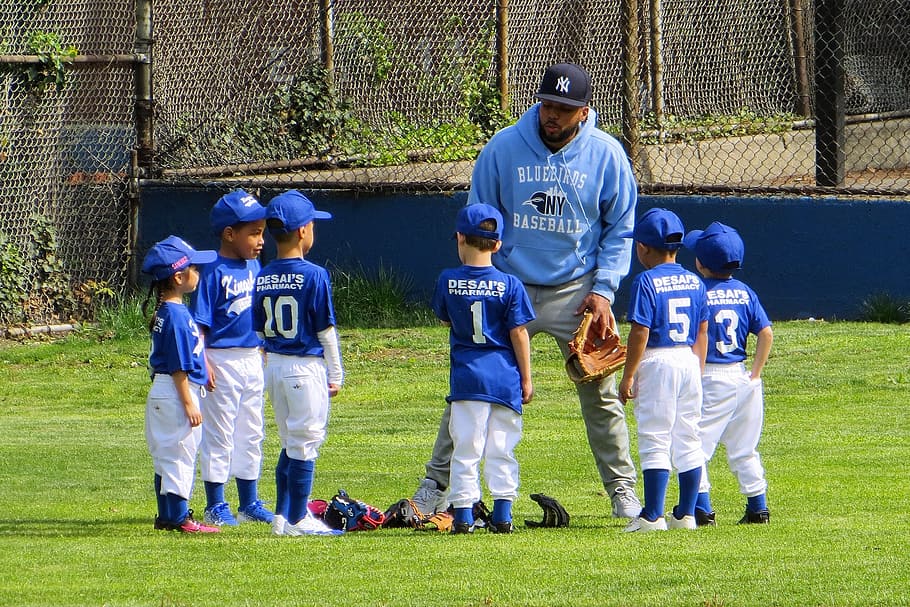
[425,273,638,495]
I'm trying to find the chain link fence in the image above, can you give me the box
[1,0,134,327]
[1,0,908,326]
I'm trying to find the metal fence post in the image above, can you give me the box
[131,0,155,290]
[496,0,509,115]
[620,0,642,169]
[815,0,845,186]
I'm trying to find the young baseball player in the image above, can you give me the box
[432,204,535,534]
[683,222,773,525]
[252,189,343,537]
[141,235,220,533]
[190,189,274,527]
[618,208,708,532]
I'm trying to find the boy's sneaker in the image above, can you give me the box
[285,515,344,536]
[667,514,697,530]
[623,516,668,533]
[695,509,716,527]
[488,521,514,534]
[412,478,447,515]
[237,500,274,524]
[451,522,475,535]
[203,502,239,526]
[175,510,220,534]
[611,486,642,519]
[271,514,288,536]
[738,508,770,524]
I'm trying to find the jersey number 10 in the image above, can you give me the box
[261,295,299,339]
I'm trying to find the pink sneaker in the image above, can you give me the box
[175,510,221,534]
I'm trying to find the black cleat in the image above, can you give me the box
[695,509,716,527]
[738,508,770,524]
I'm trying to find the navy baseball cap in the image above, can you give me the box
[619,207,685,249]
[266,190,332,235]
[535,63,592,108]
[142,235,217,281]
[683,222,744,272]
[456,203,503,240]
[210,189,266,236]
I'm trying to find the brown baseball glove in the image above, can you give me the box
[565,311,627,383]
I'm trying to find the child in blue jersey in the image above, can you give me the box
[141,235,220,533]
[683,222,773,526]
[433,203,535,534]
[618,208,708,532]
[190,189,274,527]
[252,190,343,537]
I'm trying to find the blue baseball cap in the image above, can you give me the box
[456,203,503,240]
[683,222,744,272]
[211,189,266,236]
[619,207,685,249]
[141,235,217,281]
[535,63,592,108]
[266,190,332,235]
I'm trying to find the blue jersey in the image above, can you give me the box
[191,255,262,349]
[627,262,708,348]
[432,265,535,413]
[703,277,771,364]
[149,301,208,385]
[252,257,336,356]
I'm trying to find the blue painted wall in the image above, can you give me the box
[139,186,910,320]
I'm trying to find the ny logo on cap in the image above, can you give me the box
[556,76,571,94]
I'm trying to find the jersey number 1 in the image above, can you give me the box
[470,301,486,344]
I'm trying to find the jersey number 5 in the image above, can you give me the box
[261,295,299,339]
[668,297,691,343]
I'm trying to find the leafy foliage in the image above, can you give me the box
[860,292,910,323]
[0,30,78,97]
[0,231,27,324]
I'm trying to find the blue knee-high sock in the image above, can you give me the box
[492,499,512,524]
[165,493,188,525]
[236,478,258,510]
[642,469,670,521]
[747,493,768,512]
[696,491,714,514]
[675,467,702,518]
[204,481,225,509]
[154,474,167,520]
[454,507,473,525]
[275,449,290,519]
[287,458,315,525]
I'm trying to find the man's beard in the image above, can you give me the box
[539,123,578,148]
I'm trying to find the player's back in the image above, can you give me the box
[628,262,707,349]
[702,276,770,364]
[252,257,335,357]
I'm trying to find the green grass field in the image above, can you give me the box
[0,321,908,606]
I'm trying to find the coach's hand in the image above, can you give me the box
[575,292,615,339]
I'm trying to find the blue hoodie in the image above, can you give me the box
[467,103,637,302]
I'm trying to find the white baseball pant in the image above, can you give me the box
[199,347,265,483]
[265,354,329,461]
[448,400,522,509]
[145,374,203,499]
[634,347,704,473]
[698,362,767,497]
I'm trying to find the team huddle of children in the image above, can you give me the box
[142,190,771,536]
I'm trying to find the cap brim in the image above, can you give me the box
[314,210,332,220]
[190,250,218,266]
[683,230,704,249]
[535,93,588,108]
[617,229,634,239]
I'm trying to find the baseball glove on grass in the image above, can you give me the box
[565,311,627,383]
[382,498,425,529]
[524,493,570,528]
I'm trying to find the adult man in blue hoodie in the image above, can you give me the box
[414,63,642,521]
